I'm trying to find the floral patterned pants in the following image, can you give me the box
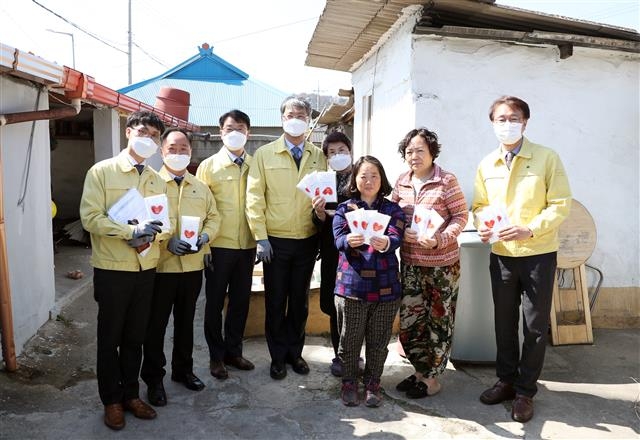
[399,262,460,378]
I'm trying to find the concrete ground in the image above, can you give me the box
[0,244,638,439]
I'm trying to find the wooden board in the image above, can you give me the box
[557,199,597,269]
[550,264,594,345]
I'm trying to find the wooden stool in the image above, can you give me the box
[550,199,596,345]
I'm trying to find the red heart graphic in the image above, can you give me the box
[314,187,320,196]
[373,222,383,232]
[497,215,502,222]
[322,187,333,195]
[352,220,359,229]
[362,221,369,230]
[151,205,163,214]
[414,214,422,224]
[184,230,195,238]
[484,219,495,228]
[426,219,434,230]
[305,187,311,193]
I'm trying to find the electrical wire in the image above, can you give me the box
[132,42,169,68]
[31,0,128,55]
[17,86,43,211]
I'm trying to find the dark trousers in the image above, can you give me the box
[263,235,318,362]
[489,252,557,397]
[141,270,202,385]
[94,268,155,405]
[203,247,256,361]
[319,244,340,356]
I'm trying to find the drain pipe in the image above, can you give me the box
[0,98,81,126]
[0,143,15,371]
[0,97,81,371]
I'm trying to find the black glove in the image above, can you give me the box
[203,253,213,270]
[132,219,163,239]
[167,237,192,256]
[256,239,273,264]
[196,233,209,251]
[127,234,153,248]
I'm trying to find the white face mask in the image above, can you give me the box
[222,131,247,150]
[493,122,523,145]
[129,136,158,159]
[328,153,352,171]
[163,153,191,172]
[282,118,308,137]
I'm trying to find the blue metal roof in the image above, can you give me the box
[118,44,289,127]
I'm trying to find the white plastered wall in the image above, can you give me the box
[0,76,56,359]
[351,10,417,182]
[410,35,639,288]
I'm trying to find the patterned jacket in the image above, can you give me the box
[332,197,405,302]
[392,164,468,267]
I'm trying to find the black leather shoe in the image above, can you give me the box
[512,394,534,423]
[396,375,417,392]
[270,361,287,380]
[287,357,310,375]
[210,360,229,380]
[480,380,516,405]
[224,356,255,371]
[147,383,167,407]
[171,372,205,391]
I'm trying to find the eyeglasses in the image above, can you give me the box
[131,125,161,143]
[493,117,523,125]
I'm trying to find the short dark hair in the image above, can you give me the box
[488,96,530,121]
[161,127,192,144]
[398,128,440,161]
[219,109,251,129]
[347,155,393,199]
[125,111,165,132]
[322,131,352,156]
[280,95,311,116]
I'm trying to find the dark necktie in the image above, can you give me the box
[234,157,244,167]
[505,151,515,170]
[292,147,302,169]
[174,176,184,186]
[134,164,144,175]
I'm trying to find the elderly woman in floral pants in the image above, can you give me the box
[391,128,467,398]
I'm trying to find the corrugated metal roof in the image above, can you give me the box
[306,0,418,71]
[119,44,289,127]
[306,0,640,71]
[122,78,288,127]
[0,42,199,131]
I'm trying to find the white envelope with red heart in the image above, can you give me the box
[144,194,170,231]
[314,171,338,203]
[410,206,444,239]
[476,205,510,243]
[296,171,337,203]
[180,215,200,250]
[345,208,391,245]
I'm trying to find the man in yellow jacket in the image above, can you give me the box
[141,128,219,406]
[196,110,256,380]
[472,96,571,424]
[80,111,168,430]
[246,96,327,380]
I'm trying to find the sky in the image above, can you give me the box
[1,0,638,95]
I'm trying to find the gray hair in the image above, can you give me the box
[280,95,311,116]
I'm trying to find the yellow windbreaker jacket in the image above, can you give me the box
[472,137,571,257]
[80,150,169,271]
[246,135,327,240]
[156,167,219,273]
[196,149,255,250]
